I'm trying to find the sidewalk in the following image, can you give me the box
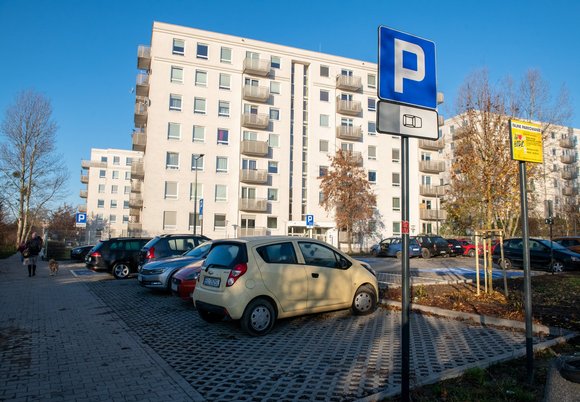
[0,254,202,401]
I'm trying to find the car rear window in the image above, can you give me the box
[204,243,245,268]
[256,242,297,264]
[185,242,212,258]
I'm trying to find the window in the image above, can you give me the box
[163,211,177,230]
[220,47,232,63]
[218,101,230,117]
[110,215,117,223]
[271,56,281,69]
[320,90,329,102]
[165,181,178,199]
[216,156,228,172]
[191,154,204,171]
[268,161,278,174]
[215,184,227,201]
[219,73,231,90]
[98,184,105,193]
[269,108,280,120]
[319,166,328,177]
[110,200,118,208]
[298,242,346,268]
[123,215,129,223]
[341,69,353,77]
[97,199,104,208]
[99,170,106,178]
[166,152,179,169]
[267,217,278,229]
[268,133,279,147]
[194,97,206,114]
[123,201,129,209]
[319,140,329,152]
[171,66,183,83]
[113,156,120,165]
[393,221,401,235]
[368,98,376,111]
[111,185,118,194]
[168,122,181,140]
[270,81,280,94]
[124,171,131,180]
[125,157,132,166]
[368,171,377,183]
[190,182,203,200]
[392,172,400,186]
[124,186,130,194]
[320,65,329,77]
[214,214,226,229]
[172,38,185,55]
[392,148,400,162]
[368,121,376,134]
[243,131,258,141]
[193,126,205,142]
[195,70,207,86]
[217,129,229,145]
[112,171,119,179]
[101,156,108,163]
[341,118,354,127]
[368,145,376,160]
[368,74,376,88]
[197,43,208,59]
[267,188,278,201]
[242,159,257,171]
[169,94,182,111]
[320,114,329,127]
[392,197,401,211]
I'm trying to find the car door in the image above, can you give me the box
[379,238,392,256]
[504,239,524,267]
[297,241,352,310]
[529,239,550,269]
[255,241,308,313]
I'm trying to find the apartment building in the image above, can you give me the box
[80,148,144,240]
[129,21,424,246]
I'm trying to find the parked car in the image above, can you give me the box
[553,237,580,253]
[85,237,151,279]
[492,237,580,272]
[446,239,464,257]
[138,241,212,291]
[414,235,452,258]
[171,261,204,301]
[138,234,210,270]
[70,245,94,261]
[193,236,379,336]
[370,237,421,258]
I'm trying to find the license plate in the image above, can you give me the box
[203,276,221,288]
[171,282,178,292]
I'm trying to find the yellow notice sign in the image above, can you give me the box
[509,119,543,163]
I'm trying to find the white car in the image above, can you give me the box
[193,236,379,336]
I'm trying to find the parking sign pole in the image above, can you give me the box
[401,136,410,401]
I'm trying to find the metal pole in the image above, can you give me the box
[193,166,198,235]
[401,136,410,402]
[549,221,554,273]
[519,161,534,383]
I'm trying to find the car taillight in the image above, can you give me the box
[226,263,247,287]
[146,247,155,260]
[90,251,101,258]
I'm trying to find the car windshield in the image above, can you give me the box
[184,241,212,258]
[538,239,568,251]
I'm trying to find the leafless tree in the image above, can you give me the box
[0,90,68,245]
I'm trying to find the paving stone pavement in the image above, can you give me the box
[0,253,564,401]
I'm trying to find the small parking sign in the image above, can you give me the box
[306,215,314,228]
[75,212,87,228]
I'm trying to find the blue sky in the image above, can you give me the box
[1,0,579,209]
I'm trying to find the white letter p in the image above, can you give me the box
[394,38,425,93]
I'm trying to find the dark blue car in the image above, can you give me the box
[371,237,421,258]
[493,237,580,272]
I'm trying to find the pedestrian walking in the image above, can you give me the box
[17,241,26,263]
[24,232,43,277]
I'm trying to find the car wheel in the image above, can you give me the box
[352,284,377,315]
[197,307,224,323]
[421,248,431,259]
[499,258,512,270]
[241,298,276,336]
[468,249,475,258]
[395,251,402,259]
[112,263,131,279]
[550,260,565,273]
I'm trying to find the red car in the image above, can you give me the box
[171,261,203,301]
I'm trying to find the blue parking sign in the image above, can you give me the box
[199,198,204,216]
[306,214,314,228]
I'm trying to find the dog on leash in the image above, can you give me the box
[48,259,59,276]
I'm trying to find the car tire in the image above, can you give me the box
[550,260,565,273]
[352,284,377,316]
[241,298,276,336]
[468,249,476,258]
[499,258,512,270]
[197,307,224,323]
[112,263,131,279]
[421,248,431,259]
[395,251,402,259]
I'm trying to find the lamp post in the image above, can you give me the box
[193,154,204,235]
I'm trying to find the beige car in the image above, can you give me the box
[192,236,379,336]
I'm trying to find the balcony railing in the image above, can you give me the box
[239,198,268,212]
[562,186,578,196]
[336,126,363,141]
[129,194,143,208]
[80,190,87,198]
[128,222,142,232]
[78,204,87,213]
[132,130,147,152]
[80,175,89,184]
[243,58,271,76]
[240,169,268,184]
[419,209,447,221]
[419,160,446,173]
[134,97,148,125]
[560,137,575,148]
[135,73,149,97]
[131,160,144,180]
[137,45,151,70]
[419,185,447,197]
[242,85,270,102]
[241,113,269,129]
[336,75,362,91]
[562,169,578,180]
[238,227,267,237]
[560,154,576,164]
[241,140,269,156]
[131,181,142,193]
[129,208,141,217]
[81,160,91,169]
[336,99,362,115]
[342,151,363,166]
[418,138,445,150]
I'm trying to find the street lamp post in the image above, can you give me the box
[193,154,204,235]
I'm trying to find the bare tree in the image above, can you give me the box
[319,149,377,253]
[0,90,68,245]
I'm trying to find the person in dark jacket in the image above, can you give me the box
[24,232,43,277]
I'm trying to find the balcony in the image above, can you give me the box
[129,208,141,217]
[560,137,575,148]
[239,198,268,212]
[239,227,267,237]
[241,140,269,157]
[419,138,445,151]
[137,45,151,70]
[343,151,363,166]
[80,190,87,198]
[78,204,87,213]
[129,194,143,208]
[243,57,271,76]
[419,208,447,221]
[240,169,268,184]
[132,129,147,152]
[241,113,269,129]
[419,185,447,197]
[80,175,89,184]
[336,126,363,141]
[562,186,577,196]
[128,222,142,232]
[242,85,270,102]
[562,169,578,180]
[560,154,577,164]
[336,75,362,92]
[81,160,91,169]
[131,180,142,193]
[134,96,148,126]
[419,160,446,173]
[135,73,149,97]
[336,98,362,116]
[131,160,144,180]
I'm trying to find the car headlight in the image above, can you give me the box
[360,262,377,277]
[143,268,167,275]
